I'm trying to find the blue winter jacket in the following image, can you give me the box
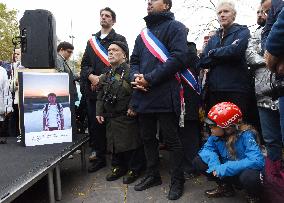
[266,8,284,57]
[198,130,265,178]
[130,12,188,114]
[198,24,251,93]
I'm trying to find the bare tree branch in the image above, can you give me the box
[209,0,216,8]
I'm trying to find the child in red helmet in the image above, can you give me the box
[193,102,264,203]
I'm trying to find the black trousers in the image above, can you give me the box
[0,120,8,137]
[192,156,262,196]
[179,120,200,173]
[138,113,184,182]
[86,97,106,160]
[112,147,146,173]
[8,104,19,137]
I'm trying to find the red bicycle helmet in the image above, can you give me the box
[206,102,242,128]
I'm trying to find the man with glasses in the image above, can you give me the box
[56,41,74,73]
[246,4,282,163]
[56,41,79,103]
[261,0,284,50]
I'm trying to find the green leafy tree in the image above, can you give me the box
[0,3,19,61]
[69,51,83,74]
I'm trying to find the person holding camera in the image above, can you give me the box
[80,7,127,173]
[96,41,145,184]
[246,5,281,162]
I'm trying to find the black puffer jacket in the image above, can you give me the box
[183,42,200,121]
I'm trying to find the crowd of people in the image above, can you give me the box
[1,0,284,202]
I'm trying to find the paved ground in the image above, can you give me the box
[13,150,247,203]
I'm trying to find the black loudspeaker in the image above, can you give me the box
[19,9,57,68]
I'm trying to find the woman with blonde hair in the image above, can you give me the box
[193,102,264,203]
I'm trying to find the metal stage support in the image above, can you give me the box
[48,170,55,203]
[54,165,62,201]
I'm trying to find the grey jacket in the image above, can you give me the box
[246,26,278,110]
[56,54,74,76]
[56,54,78,101]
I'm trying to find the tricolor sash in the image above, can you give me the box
[89,35,110,67]
[140,28,200,127]
[140,28,200,94]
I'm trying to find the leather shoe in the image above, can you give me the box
[134,175,162,191]
[205,183,235,198]
[106,167,127,181]
[123,170,139,184]
[167,180,184,200]
[88,160,106,173]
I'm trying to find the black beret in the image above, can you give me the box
[109,41,129,59]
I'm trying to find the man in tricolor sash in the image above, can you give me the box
[80,7,127,173]
[130,0,188,200]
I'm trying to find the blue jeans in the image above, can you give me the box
[258,107,282,160]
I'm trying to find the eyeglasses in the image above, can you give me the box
[66,50,73,54]
[257,10,264,14]
[258,9,269,16]
[204,36,210,40]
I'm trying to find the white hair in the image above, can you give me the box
[216,0,237,16]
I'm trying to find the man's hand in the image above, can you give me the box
[264,50,279,73]
[4,112,12,118]
[96,116,104,124]
[131,74,149,92]
[88,74,100,87]
[276,58,284,76]
[91,84,96,92]
[127,108,137,117]
[213,171,218,177]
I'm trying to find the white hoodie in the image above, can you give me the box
[0,66,13,121]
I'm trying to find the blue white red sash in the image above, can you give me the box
[140,28,200,94]
[141,28,201,127]
[89,35,110,67]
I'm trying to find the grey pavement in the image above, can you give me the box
[13,150,247,203]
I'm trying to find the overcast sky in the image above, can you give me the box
[2,0,260,59]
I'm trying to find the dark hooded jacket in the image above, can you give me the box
[198,23,251,93]
[261,0,284,50]
[130,12,188,114]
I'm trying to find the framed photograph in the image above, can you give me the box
[18,72,73,146]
